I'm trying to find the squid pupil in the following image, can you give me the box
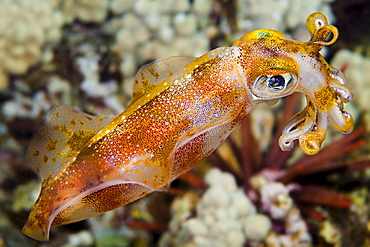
[267,75,285,90]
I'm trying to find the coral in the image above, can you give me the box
[103,0,213,98]
[0,0,64,76]
[109,0,135,15]
[72,0,110,23]
[1,76,71,122]
[252,176,311,246]
[260,181,293,219]
[47,76,72,105]
[192,0,213,18]
[65,231,94,247]
[1,91,51,121]
[76,53,124,115]
[52,0,110,23]
[330,49,370,128]
[160,169,272,247]
[11,181,40,213]
[319,220,341,245]
[243,214,272,242]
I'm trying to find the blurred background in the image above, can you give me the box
[0,0,369,246]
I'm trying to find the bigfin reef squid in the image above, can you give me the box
[22,12,354,241]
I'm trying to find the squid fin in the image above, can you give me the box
[131,56,196,104]
[28,105,113,179]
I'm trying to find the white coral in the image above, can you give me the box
[53,0,110,23]
[244,214,272,242]
[0,0,64,76]
[260,182,293,219]
[1,91,51,121]
[204,167,237,193]
[77,55,120,100]
[331,49,370,115]
[74,0,110,22]
[103,0,213,92]
[255,179,312,245]
[161,169,272,247]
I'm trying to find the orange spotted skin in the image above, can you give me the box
[23,13,354,241]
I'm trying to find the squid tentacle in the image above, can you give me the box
[279,100,317,151]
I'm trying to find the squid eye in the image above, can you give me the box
[252,73,298,100]
[267,75,286,90]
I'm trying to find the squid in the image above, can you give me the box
[22,12,353,241]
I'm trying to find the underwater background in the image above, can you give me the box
[0,0,370,246]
